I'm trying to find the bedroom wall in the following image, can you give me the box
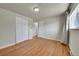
[38,15,66,41]
[69,30,79,55]
[0,8,33,48]
[0,8,16,48]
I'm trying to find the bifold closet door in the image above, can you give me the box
[16,16,29,43]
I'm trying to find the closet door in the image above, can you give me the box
[16,16,28,43]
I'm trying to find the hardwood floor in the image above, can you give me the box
[0,37,70,56]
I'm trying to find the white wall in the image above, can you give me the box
[69,30,79,56]
[0,8,16,48]
[38,16,65,41]
[0,8,33,48]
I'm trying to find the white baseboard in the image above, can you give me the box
[0,39,28,49]
[16,39,27,43]
[69,48,74,56]
[0,43,15,49]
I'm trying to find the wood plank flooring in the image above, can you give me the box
[0,37,70,56]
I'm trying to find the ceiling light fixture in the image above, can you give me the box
[34,22,38,26]
[33,7,39,12]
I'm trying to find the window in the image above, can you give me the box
[69,4,79,29]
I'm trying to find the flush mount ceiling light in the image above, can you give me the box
[34,22,38,26]
[33,7,39,12]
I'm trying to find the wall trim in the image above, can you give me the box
[69,45,74,56]
[0,39,28,50]
[0,43,15,49]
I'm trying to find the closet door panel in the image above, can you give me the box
[16,16,28,43]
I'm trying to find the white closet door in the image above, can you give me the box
[16,16,28,43]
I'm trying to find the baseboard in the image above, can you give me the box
[69,47,74,56]
[0,39,28,50]
[38,36,62,42]
[0,43,15,49]
[16,39,27,44]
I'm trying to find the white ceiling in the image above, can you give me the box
[0,3,69,21]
